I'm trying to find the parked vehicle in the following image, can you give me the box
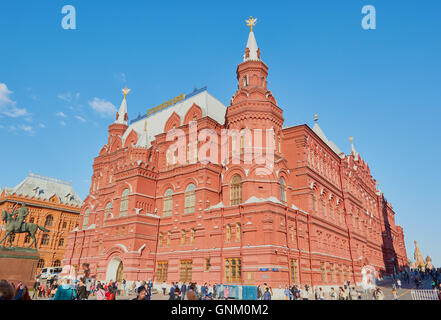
[39,267,63,280]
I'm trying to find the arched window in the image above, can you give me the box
[120,189,129,217]
[58,238,64,247]
[45,215,53,227]
[41,234,50,246]
[30,217,35,223]
[83,209,90,229]
[226,224,231,242]
[184,184,196,214]
[37,259,45,269]
[53,260,61,267]
[163,189,173,217]
[236,223,241,242]
[103,202,113,226]
[230,175,242,205]
[280,177,287,204]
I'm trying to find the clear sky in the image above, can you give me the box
[0,0,440,266]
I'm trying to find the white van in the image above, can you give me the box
[40,267,63,280]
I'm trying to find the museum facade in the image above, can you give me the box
[63,25,408,287]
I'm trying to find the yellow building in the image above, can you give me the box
[0,173,82,274]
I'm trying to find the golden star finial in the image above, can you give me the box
[245,16,257,32]
[314,114,318,122]
[122,86,131,99]
[349,136,353,143]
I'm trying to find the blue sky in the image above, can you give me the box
[0,0,440,266]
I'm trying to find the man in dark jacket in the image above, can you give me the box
[169,282,175,298]
[181,282,187,300]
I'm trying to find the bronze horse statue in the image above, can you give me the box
[0,205,50,249]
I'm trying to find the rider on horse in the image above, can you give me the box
[10,203,29,232]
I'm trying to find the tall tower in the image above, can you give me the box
[226,17,284,133]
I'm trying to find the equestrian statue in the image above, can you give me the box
[0,203,49,249]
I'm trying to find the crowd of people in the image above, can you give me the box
[2,267,440,301]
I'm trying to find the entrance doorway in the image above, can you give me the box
[106,257,124,283]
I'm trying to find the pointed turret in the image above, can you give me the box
[227,17,283,133]
[136,120,150,148]
[115,87,130,125]
[243,17,260,61]
[107,87,130,148]
[349,136,359,161]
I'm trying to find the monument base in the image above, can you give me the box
[0,247,40,288]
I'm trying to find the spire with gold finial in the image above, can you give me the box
[243,16,260,62]
[314,114,318,122]
[349,136,359,160]
[115,87,130,125]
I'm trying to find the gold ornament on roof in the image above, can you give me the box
[122,86,131,99]
[245,16,257,32]
[349,136,354,143]
[314,114,318,122]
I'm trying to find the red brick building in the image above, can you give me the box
[63,25,408,287]
[0,173,81,274]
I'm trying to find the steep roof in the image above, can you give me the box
[122,89,226,146]
[3,172,83,206]
[244,31,260,62]
[312,122,344,157]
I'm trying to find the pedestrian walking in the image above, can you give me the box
[186,284,198,300]
[53,278,77,300]
[181,282,187,300]
[32,279,39,299]
[263,287,271,300]
[319,287,325,300]
[96,283,106,300]
[77,278,88,300]
[392,288,398,300]
[329,287,337,300]
[162,281,167,295]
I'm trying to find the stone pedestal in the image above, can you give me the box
[0,247,40,287]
